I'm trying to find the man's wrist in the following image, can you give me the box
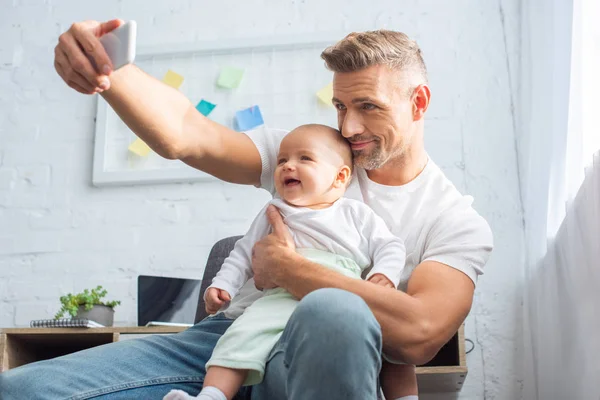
[273,247,301,285]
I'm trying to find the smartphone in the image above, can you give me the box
[89,20,137,72]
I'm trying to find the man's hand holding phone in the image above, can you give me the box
[54,19,135,95]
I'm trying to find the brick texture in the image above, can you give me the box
[0,1,524,398]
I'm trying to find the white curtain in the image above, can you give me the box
[521,0,600,398]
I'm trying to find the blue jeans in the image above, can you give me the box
[0,289,382,399]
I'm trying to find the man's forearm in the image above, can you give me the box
[100,64,202,159]
[99,64,262,185]
[273,252,430,364]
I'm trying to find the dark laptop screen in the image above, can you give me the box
[137,275,202,326]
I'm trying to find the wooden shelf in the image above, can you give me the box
[0,326,187,372]
[0,326,188,335]
[416,325,467,392]
[1,325,466,393]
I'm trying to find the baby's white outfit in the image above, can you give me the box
[205,197,406,385]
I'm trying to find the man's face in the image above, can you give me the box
[332,65,416,170]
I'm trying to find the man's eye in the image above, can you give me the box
[300,156,312,161]
[362,103,376,110]
[335,103,346,111]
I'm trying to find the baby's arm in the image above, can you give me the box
[205,287,231,314]
[205,204,271,308]
[360,208,406,288]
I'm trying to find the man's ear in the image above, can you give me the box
[412,84,431,121]
[333,165,352,188]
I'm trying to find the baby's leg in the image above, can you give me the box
[162,366,247,400]
[380,361,419,400]
[203,366,247,399]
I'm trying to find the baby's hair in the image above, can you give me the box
[295,124,353,170]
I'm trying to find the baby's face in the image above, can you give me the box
[274,128,347,207]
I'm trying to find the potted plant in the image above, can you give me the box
[54,285,121,327]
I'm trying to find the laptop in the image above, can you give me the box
[137,275,202,327]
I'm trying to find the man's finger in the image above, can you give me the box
[85,19,124,75]
[266,205,290,240]
[58,54,97,94]
[96,19,124,37]
[55,48,96,93]
[60,32,109,88]
[55,58,92,94]
[68,80,93,95]
[68,69,97,93]
[72,21,117,76]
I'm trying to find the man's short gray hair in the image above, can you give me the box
[321,30,428,85]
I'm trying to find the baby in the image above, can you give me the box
[164,124,419,400]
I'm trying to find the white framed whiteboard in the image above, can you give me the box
[92,33,342,187]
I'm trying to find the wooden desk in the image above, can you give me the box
[0,325,467,393]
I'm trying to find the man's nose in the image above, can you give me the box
[340,112,365,138]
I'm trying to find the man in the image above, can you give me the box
[0,20,492,400]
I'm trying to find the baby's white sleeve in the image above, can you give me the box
[362,211,406,288]
[206,204,271,299]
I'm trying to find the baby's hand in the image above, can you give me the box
[368,273,395,288]
[205,288,231,315]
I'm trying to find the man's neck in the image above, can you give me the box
[366,148,428,186]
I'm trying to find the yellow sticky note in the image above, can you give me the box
[128,138,152,157]
[162,70,184,89]
[316,82,333,106]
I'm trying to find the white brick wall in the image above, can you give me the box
[0,0,524,398]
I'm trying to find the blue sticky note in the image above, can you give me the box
[196,99,216,116]
[235,105,264,131]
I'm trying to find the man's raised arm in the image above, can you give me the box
[54,19,262,185]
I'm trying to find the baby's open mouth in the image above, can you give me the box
[284,178,301,186]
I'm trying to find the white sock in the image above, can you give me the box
[394,396,419,400]
[196,386,227,400]
[163,389,196,400]
[162,387,227,400]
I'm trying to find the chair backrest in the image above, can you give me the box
[194,235,243,323]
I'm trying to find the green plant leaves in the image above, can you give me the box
[54,285,121,320]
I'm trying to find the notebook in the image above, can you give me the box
[137,275,202,327]
[30,318,105,328]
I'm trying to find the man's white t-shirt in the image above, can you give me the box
[221,127,493,319]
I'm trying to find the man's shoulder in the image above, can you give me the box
[416,161,476,211]
[422,165,492,240]
[397,160,491,239]
[245,126,289,147]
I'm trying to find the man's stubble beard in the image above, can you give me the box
[353,141,408,171]
[353,145,385,170]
